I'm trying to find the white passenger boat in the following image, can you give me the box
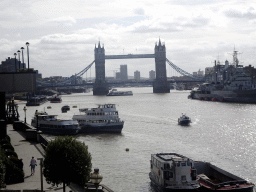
[149,153,200,192]
[72,104,124,133]
[31,111,80,135]
[106,89,133,96]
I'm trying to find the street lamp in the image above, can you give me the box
[90,168,103,192]
[21,47,25,70]
[14,53,17,72]
[37,158,44,192]
[23,106,27,123]
[26,42,30,71]
[17,50,21,71]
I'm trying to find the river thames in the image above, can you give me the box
[16,87,256,192]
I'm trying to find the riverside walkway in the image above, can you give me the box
[1,124,83,192]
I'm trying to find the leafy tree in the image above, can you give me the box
[0,147,6,188]
[43,136,92,192]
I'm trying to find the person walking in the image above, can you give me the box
[29,156,37,175]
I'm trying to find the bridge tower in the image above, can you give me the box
[93,42,109,95]
[153,39,170,93]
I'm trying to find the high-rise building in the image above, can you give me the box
[134,70,140,80]
[149,70,155,80]
[120,65,128,80]
[116,72,121,79]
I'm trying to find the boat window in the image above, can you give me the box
[157,161,161,168]
[164,163,170,169]
[181,162,186,166]
[176,162,180,167]
[154,159,157,166]
[181,176,186,181]
[169,172,173,178]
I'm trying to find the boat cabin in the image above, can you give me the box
[150,153,197,188]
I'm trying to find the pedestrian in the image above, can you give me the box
[29,156,37,175]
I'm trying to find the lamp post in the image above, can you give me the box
[17,50,21,71]
[14,53,17,72]
[90,168,103,192]
[23,106,27,123]
[26,42,30,71]
[37,158,44,192]
[21,47,25,70]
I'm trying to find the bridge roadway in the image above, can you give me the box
[105,54,155,59]
[38,79,204,88]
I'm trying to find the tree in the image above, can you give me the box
[43,136,92,192]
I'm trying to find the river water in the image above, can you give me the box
[16,87,256,192]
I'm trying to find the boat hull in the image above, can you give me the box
[189,90,256,104]
[149,173,201,192]
[37,127,79,135]
[79,123,123,133]
[178,119,191,126]
[194,161,255,192]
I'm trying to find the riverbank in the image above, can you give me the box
[1,124,110,192]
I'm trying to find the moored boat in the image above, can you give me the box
[26,95,48,106]
[188,49,256,104]
[50,96,62,103]
[72,104,124,133]
[31,110,80,135]
[61,105,70,112]
[195,161,255,192]
[149,153,200,192]
[107,89,133,96]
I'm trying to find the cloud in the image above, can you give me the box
[40,34,95,44]
[224,7,256,20]
[48,16,77,26]
[134,8,145,16]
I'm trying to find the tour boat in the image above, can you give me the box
[50,96,62,103]
[195,161,255,192]
[106,89,133,96]
[178,114,191,126]
[31,111,80,135]
[72,104,124,133]
[149,153,200,191]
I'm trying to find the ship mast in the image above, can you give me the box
[230,46,242,68]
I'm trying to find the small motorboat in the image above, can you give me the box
[178,113,191,126]
[61,105,70,112]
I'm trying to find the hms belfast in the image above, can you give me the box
[189,49,256,103]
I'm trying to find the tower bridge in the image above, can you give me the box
[37,39,204,94]
[105,54,155,59]
[93,39,170,95]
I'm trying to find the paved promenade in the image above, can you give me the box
[1,124,83,192]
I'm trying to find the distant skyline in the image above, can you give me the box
[1,0,256,78]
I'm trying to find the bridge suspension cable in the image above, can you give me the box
[166,58,204,80]
[37,60,95,86]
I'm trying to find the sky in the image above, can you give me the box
[1,0,256,78]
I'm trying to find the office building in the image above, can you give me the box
[134,70,140,80]
[149,70,155,80]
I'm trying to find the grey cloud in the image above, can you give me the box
[134,8,145,16]
[224,7,256,19]
[133,16,210,33]
[182,17,210,28]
